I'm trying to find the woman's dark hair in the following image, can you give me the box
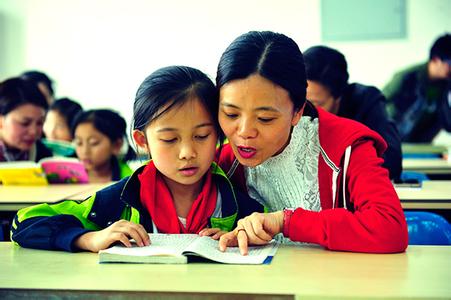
[0,77,49,115]
[303,45,349,99]
[21,70,54,97]
[133,65,224,150]
[216,31,307,111]
[49,98,83,133]
[72,109,136,161]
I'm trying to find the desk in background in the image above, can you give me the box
[0,182,113,211]
[403,158,451,174]
[395,180,451,210]
[402,158,451,180]
[0,183,113,241]
[0,243,449,299]
[402,143,447,157]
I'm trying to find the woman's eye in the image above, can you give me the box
[195,134,210,140]
[223,112,238,119]
[258,117,275,123]
[160,138,177,143]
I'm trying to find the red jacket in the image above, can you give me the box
[218,106,408,253]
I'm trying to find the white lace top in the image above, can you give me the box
[245,116,322,212]
[244,116,322,242]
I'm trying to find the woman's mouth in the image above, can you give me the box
[237,146,257,159]
[21,139,35,147]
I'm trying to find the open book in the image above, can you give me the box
[99,234,279,265]
[0,157,89,185]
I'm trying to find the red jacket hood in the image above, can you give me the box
[316,107,388,166]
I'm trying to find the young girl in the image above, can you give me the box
[11,66,262,252]
[0,77,52,162]
[72,109,135,182]
[43,98,83,142]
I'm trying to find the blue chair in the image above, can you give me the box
[400,171,429,183]
[406,212,451,245]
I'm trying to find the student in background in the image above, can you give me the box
[0,77,52,162]
[11,66,261,252]
[303,45,402,180]
[21,70,55,105]
[383,33,451,143]
[43,98,83,142]
[72,109,135,182]
[213,31,407,254]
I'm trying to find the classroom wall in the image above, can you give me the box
[0,0,450,129]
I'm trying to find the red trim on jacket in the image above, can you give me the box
[217,107,408,253]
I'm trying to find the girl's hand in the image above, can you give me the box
[74,219,150,252]
[218,211,284,255]
[198,228,228,240]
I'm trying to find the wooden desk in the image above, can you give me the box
[402,143,447,155]
[395,181,451,209]
[0,183,112,211]
[0,243,449,299]
[403,158,451,174]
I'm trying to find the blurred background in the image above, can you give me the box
[0,0,449,139]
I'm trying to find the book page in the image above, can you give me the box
[148,233,199,254]
[0,161,39,169]
[100,234,199,257]
[184,236,278,264]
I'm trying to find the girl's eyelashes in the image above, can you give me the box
[160,138,177,144]
[160,133,210,143]
[74,140,101,147]
[159,132,211,144]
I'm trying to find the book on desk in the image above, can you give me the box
[99,233,278,265]
[393,180,422,189]
[0,157,88,185]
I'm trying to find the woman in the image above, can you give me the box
[0,77,51,162]
[212,31,408,254]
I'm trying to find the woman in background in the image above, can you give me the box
[72,109,135,182]
[0,77,51,162]
[21,70,55,105]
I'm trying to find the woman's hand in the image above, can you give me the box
[218,211,284,255]
[198,228,228,240]
[74,219,150,252]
